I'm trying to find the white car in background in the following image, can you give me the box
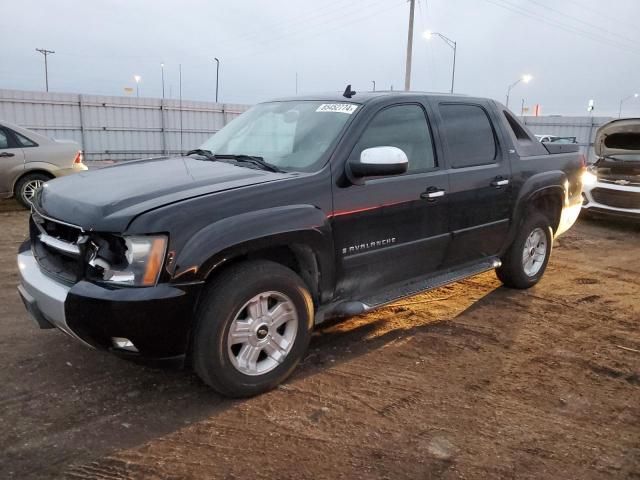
[582,118,640,221]
[0,120,87,207]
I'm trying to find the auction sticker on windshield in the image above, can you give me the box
[316,104,358,114]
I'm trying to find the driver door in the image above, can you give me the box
[331,103,451,300]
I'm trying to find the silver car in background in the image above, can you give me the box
[0,120,87,207]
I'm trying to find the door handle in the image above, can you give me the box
[0,152,15,157]
[420,187,446,201]
[491,177,509,188]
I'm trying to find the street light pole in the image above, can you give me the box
[214,57,220,103]
[506,74,532,109]
[134,75,141,97]
[35,48,55,92]
[618,93,638,118]
[161,63,165,99]
[424,31,457,93]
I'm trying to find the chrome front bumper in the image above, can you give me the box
[582,182,640,218]
[17,248,94,348]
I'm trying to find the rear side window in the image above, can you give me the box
[351,104,436,173]
[439,103,497,168]
[14,131,37,147]
[0,130,8,149]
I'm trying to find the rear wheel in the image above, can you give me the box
[192,260,314,397]
[496,211,553,289]
[15,173,51,208]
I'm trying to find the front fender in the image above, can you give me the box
[171,204,335,286]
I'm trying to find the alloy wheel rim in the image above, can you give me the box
[227,291,298,376]
[522,227,547,277]
[23,180,44,201]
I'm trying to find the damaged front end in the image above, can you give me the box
[30,208,167,288]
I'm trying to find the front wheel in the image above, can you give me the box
[496,211,553,289]
[192,260,314,397]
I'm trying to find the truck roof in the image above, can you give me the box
[270,91,474,104]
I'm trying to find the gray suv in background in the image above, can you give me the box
[0,120,87,207]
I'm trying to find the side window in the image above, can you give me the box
[14,131,38,147]
[439,103,497,168]
[0,130,8,149]
[351,104,436,173]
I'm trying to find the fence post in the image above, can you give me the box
[78,94,87,157]
[586,117,596,163]
[160,98,167,155]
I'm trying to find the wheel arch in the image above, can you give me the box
[171,205,336,306]
[511,171,567,235]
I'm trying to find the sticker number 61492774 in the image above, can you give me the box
[315,104,358,114]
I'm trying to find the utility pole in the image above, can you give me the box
[372,80,376,91]
[295,72,298,94]
[404,0,416,91]
[35,48,55,92]
[214,57,220,103]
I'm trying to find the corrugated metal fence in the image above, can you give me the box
[0,89,250,161]
[0,88,615,163]
[522,115,614,163]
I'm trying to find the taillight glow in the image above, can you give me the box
[74,151,84,164]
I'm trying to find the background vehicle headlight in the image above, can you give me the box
[582,170,597,186]
[102,235,167,286]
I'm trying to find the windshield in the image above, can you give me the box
[200,101,358,172]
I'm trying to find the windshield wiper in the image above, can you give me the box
[213,154,285,173]
[185,149,217,161]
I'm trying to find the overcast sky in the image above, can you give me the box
[2,0,639,116]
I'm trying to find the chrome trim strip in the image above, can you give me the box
[31,206,85,232]
[38,233,81,256]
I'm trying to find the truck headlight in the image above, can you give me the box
[582,170,597,186]
[92,235,167,286]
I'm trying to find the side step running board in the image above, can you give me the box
[361,258,501,309]
[316,258,501,324]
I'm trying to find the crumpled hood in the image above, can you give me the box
[35,156,289,232]
[594,118,640,157]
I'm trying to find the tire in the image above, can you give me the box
[15,173,51,208]
[192,260,314,397]
[496,211,553,289]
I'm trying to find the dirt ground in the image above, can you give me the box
[1,202,639,479]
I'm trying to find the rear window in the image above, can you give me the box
[439,103,497,168]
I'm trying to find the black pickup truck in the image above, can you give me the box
[17,91,584,397]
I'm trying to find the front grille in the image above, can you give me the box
[591,188,640,210]
[30,211,84,284]
[597,167,640,186]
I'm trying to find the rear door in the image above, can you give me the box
[331,102,450,299]
[0,128,25,196]
[432,101,513,266]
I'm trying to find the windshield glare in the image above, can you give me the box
[200,101,357,172]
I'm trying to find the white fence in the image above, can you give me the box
[522,115,614,163]
[0,89,250,161]
[0,89,616,163]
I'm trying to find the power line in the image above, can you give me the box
[560,0,639,34]
[481,0,640,56]
[525,0,640,48]
[224,0,406,61]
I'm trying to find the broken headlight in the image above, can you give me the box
[88,235,167,286]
